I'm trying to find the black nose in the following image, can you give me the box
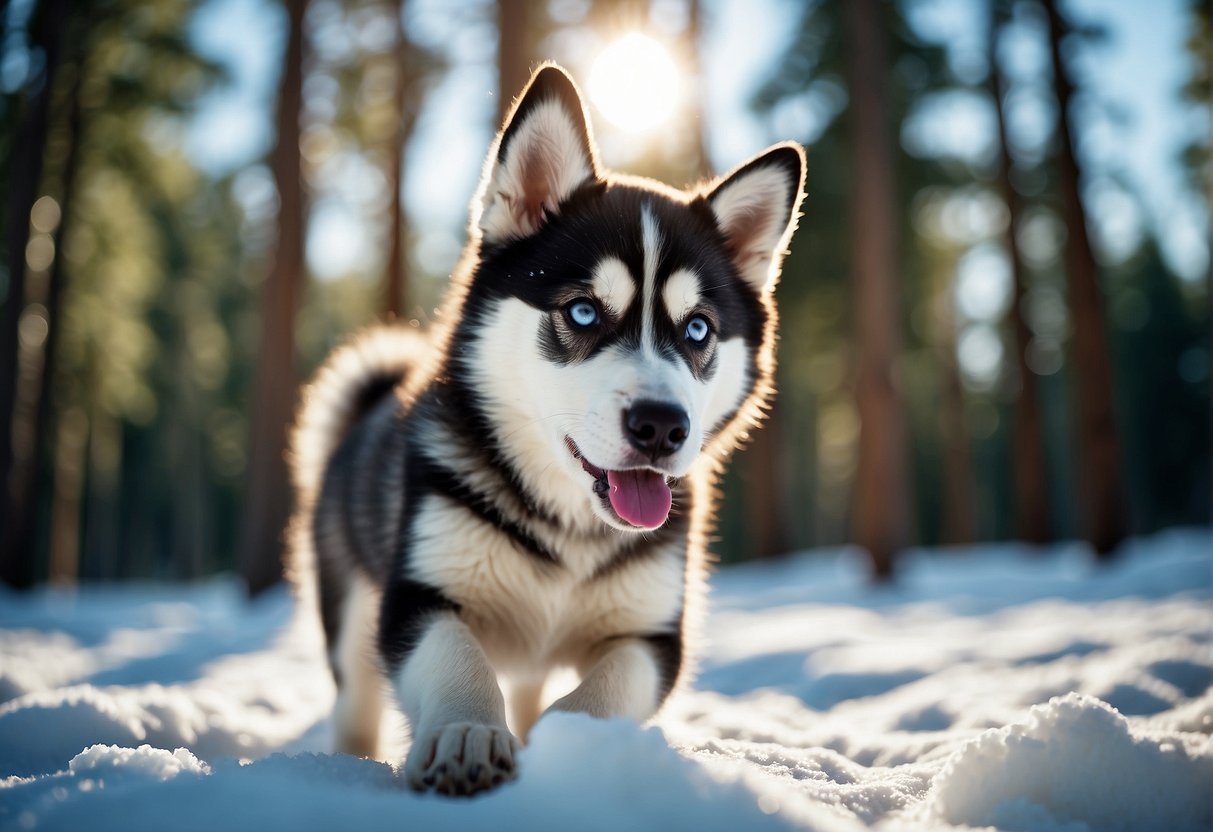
[623,400,690,459]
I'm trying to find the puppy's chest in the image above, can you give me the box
[408,499,684,663]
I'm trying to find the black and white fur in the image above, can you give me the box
[288,64,805,796]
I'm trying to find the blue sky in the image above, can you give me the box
[184,0,1208,287]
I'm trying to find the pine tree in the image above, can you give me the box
[1042,0,1129,556]
[0,0,70,588]
[238,0,310,595]
[844,0,911,578]
[991,0,1050,544]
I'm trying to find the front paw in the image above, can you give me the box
[404,722,520,796]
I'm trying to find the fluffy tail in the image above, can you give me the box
[286,326,428,586]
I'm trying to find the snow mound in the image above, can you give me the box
[0,680,299,778]
[927,692,1213,832]
[510,713,829,831]
[69,744,210,781]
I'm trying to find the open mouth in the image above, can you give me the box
[565,437,673,529]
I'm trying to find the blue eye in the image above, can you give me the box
[568,300,599,328]
[685,315,710,344]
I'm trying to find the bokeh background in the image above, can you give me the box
[0,0,1208,590]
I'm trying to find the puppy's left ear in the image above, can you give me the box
[703,143,806,293]
[477,64,599,244]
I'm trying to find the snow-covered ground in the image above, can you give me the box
[1,529,1210,831]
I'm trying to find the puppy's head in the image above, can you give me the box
[457,64,805,532]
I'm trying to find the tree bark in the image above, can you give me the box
[237,0,309,595]
[497,0,533,125]
[685,0,709,181]
[383,0,412,319]
[1042,0,1128,556]
[844,0,910,578]
[991,2,1050,545]
[0,0,70,589]
[8,52,84,582]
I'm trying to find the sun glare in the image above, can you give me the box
[588,32,682,134]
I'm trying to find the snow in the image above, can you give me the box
[1,528,1209,831]
[925,694,1212,832]
[68,744,211,781]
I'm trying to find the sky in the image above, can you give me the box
[182,0,1208,288]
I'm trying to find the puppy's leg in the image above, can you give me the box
[507,677,546,741]
[545,632,682,722]
[385,608,518,795]
[331,574,384,758]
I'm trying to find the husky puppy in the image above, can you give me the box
[289,64,804,796]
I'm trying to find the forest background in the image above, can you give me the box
[0,0,1207,591]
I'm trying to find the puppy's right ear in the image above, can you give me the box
[476,64,599,244]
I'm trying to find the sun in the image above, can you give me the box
[588,32,682,134]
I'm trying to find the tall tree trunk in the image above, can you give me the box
[844,0,910,579]
[1042,0,1128,556]
[237,0,309,596]
[8,52,84,582]
[685,0,709,181]
[383,126,410,319]
[991,1,1050,545]
[0,0,69,589]
[383,0,411,319]
[497,0,533,125]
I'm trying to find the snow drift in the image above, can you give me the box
[927,693,1212,832]
[1,528,1209,831]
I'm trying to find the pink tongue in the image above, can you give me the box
[606,469,672,529]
